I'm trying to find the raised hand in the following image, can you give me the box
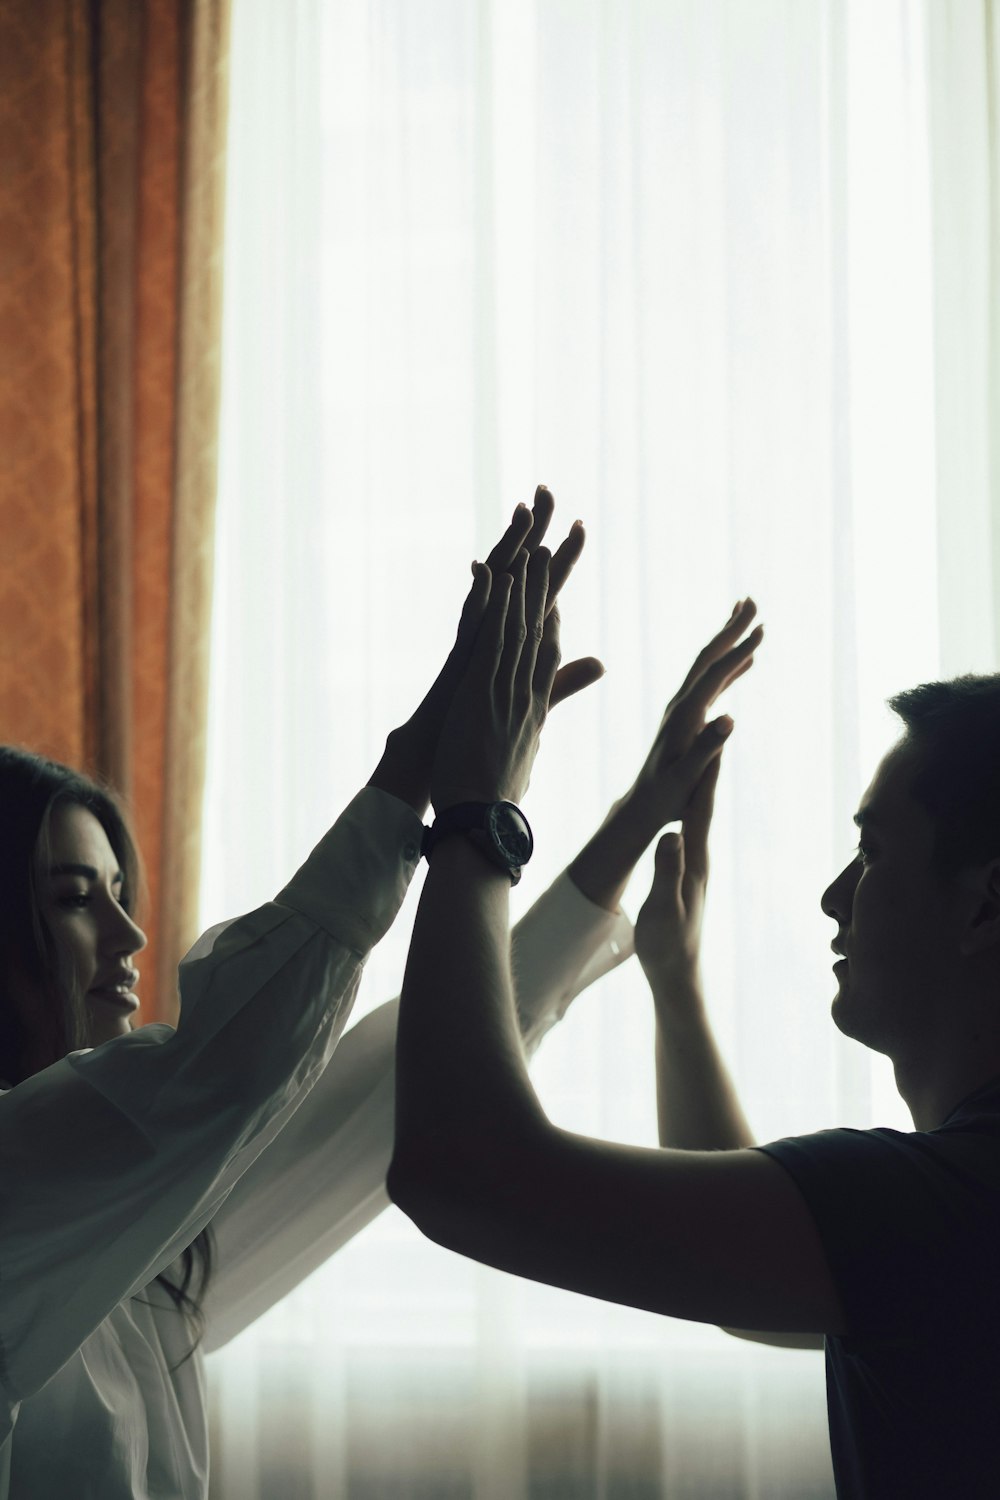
[633,748,723,986]
[566,599,762,914]
[430,544,579,814]
[369,488,605,817]
[625,599,762,834]
[460,486,604,710]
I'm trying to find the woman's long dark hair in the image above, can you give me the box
[0,745,213,1371]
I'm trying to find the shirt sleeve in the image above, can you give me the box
[0,787,421,1409]
[200,869,635,1351]
[755,1123,1000,1340]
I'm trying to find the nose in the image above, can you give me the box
[106,902,148,957]
[821,856,858,925]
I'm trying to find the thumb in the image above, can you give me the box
[688,715,734,776]
[655,829,686,877]
[549,656,606,708]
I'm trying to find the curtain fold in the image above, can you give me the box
[0,0,231,1023]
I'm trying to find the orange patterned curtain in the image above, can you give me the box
[0,0,231,1024]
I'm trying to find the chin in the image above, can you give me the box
[831,989,893,1058]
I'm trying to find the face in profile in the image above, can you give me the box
[27,803,148,1060]
[821,740,982,1059]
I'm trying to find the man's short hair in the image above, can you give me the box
[889,674,1000,881]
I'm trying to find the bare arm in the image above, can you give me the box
[635,748,823,1351]
[389,545,844,1340]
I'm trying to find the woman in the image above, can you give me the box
[0,489,647,1499]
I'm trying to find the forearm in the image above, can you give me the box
[650,975,755,1150]
[566,790,652,914]
[392,838,542,1161]
[366,726,432,819]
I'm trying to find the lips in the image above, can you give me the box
[88,968,140,1005]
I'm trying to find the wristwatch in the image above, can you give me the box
[420,801,534,886]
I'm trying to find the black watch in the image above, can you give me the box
[420,801,533,886]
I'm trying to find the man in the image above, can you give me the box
[388,516,1000,1498]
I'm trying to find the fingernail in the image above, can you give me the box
[714,716,734,737]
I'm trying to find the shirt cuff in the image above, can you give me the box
[274,786,424,955]
[512,870,635,1054]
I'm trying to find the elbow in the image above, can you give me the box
[386,1139,462,1236]
[389,1110,552,1250]
[385,1147,424,1220]
[387,1127,521,1252]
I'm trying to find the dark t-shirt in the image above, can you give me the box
[757,1076,1000,1499]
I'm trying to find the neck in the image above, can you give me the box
[894,1049,1000,1131]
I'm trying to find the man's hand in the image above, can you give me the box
[430,545,573,813]
[567,599,763,913]
[634,748,723,989]
[368,487,605,817]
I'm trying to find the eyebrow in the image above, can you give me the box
[48,863,124,884]
[852,808,883,831]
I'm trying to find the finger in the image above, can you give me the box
[652,829,686,903]
[670,717,732,853]
[549,655,606,708]
[673,597,760,702]
[672,626,762,738]
[495,548,529,699]
[680,747,723,884]
[546,521,586,614]
[716,652,755,694]
[690,625,763,717]
[535,598,563,708]
[483,501,535,578]
[455,556,493,648]
[514,546,550,704]
[483,485,555,579]
[469,563,513,679]
[524,484,555,554]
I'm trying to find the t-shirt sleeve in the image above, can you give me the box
[755,1123,1000,1340]
[0,787,422,1408]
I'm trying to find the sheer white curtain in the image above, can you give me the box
[200,2,1000,1495]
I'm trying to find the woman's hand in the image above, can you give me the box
[369,488,604,816]
[624,599,761,834]
[430,544,580,813]
[634,748,723,989]
[566,599,763,914]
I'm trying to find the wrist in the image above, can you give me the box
[427,830,515,886]
[367,728,431,819]
[646,966,706,1015]
[566,792,654,914]
[431,787,510,815]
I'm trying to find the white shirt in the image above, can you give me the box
[0,787,633,1499]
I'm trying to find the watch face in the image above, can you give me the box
[488,802,534,864]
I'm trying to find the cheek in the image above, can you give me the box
[45,915,97,985]
[855,879,938,971]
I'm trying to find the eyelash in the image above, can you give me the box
[59,893,127,911]
[854,842,873,866]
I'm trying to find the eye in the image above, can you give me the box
[59,893,92,909]
[854,842,874,866]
